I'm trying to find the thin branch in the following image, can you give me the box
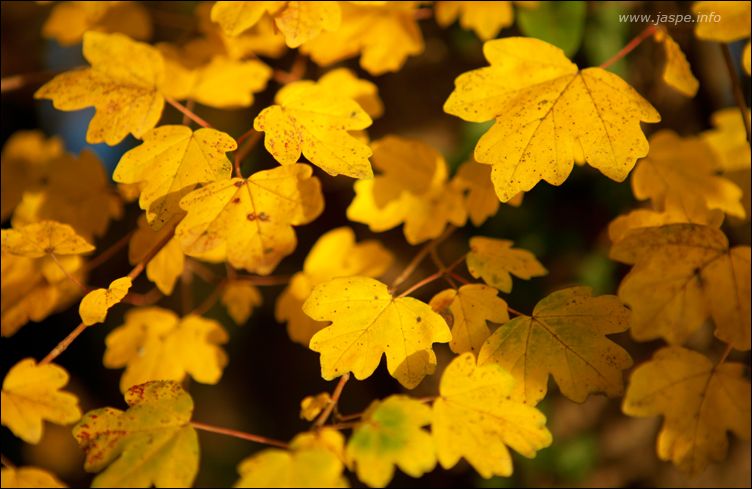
[191,421,289,449]
[164,96,212,129]
[600,24,657,70]
[326,421,360,431]
[396,271,443,298]
[233,274,291,286]
[40,322,87,365]
[1,453,15,468]
[182,99,196,126]
[716,343,733,367]
[449,271,470,285]
[123,287,162,306]
[273,53,307,84]
[49,252,89,292]
[390,226,456,292]
[720,44,752,143]
[181,266,193,315]
[190,282,225,316]
[84,230,135,273]
[507,306,527,317]
[186,259,219,284]
[314,373,351,427]
[234,130,263,178]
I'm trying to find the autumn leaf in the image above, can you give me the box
[451,160,522,227]
[0,130,62,221]
[478,287,632,405]
[1,467,67,488]
[347,136,467,244]
[466,236,547,293]
[254,80,373,179]
[221,280,262,325]
[1,359,81,444]
[623,346,751,474]
[234,429,348,488]
[79,277,132,326]
[104,307,228,392]
[702,107,752,172]
[73,381,198,488]
[444,37,660,202]
[2,221,94,258]
[114,125,237,228]
[301,2,424,75]
[433,353,552,478]
[128,214,184,295]
[42,1,151,47]
[304,277,451,389]
[276,227,393,345]
[317,68,384,118]
[299,392,331,422]
[346,395,436,488]
[430,284,509,355]
[610,223,751,350]
[632,130,745,218]
[195,2,286,59]
[434,1,521,40]
[35,32,166,145]
[654,29,699,97]
[176,164,323,274]
[693,1,750,42]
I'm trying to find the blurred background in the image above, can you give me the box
[1,1,750,487]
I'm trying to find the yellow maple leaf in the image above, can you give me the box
[234,429,348,488]
[176,164,323,274]
[433,352,552,478]
[2,220,94,258]
[444,37,660,202]
[702,107,752,172]
[693,1,750,42]
[12,149,122,240]
[35,32,165,145]
[1,466,67,488]
[128,214,184,295]
[610,223,751,350]
[212,1,341,48]
[346,395,436,488]
[632,130,745,218]
[478,287,632,405]
[1,359,81,444]
[434,1,516,40]
[430,284,509,355]
[347,136,467,244]
[73,381,198,488]
[196,3,287,59]
[254,81,373,179]
[0,130,63,221]
[79,277,132,326]
[623,346,751,474]
[451,160,516,227]
[301,2,424,75]
[114,125,236,228]
[654,29,699,97]
[317,68,384,118]
[276,226,393,346]
[221,280,262,325]
[42,1,152,46]
[304,277,451,389]
[104,307,228,392]
[299,392,331,421]
[466,236,547,293]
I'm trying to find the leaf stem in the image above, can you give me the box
[182,99,196,126]
[325,421,360,431]
[507,306,527,317]
[314,373,350,427]
[191,421,289,449]
[716,343,733,367]
[396,271,443,298]
[40,322,87,365]
[84,230,135,273]
[390,226,456,292]
[720,44,752,143]
[190,281,225,316]
[233,274,292,286]
[273,54,307,84]
[164,96,212,129]
[234,129,263,178]
[600,25,657,70]
[49,252,89,292]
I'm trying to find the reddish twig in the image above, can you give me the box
[164,96,212,129]
[314,373,351,427]
[191,421,289,449]
[720,44,752,143]
[600,24,657,69]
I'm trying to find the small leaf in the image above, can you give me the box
[222,281,262,325]
[299,392,331,422]
[434,1,514,41]
[466,236,547,293]
[79,277,132,326]
[654,29,699,97]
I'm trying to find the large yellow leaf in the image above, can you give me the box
[114,125,236,228]
[347,136,467,244]
[0,130,62,221]
[73,381,198,488]
[478,287,632,405]
[693,1,751,42]
[304,277,451,388]
[346,395,436,488]
[434,1,514,40]
[433,353,552,478]
[128,214,185,295]
[610,223,751,350]
[176,164,323,274]
[466,236,547,293]
[430,284,509,355]
[1,467,67,488]
[35,32,165,145]
[234,429,347,488]
[2,221,94,258]
[276,227,393,346]
[444,37,660,202]
[702,108,751,172]
[42,1,151,47]
[254,81,373,179]
[1,359,81,444]
[632,130,745,218]
[654,29,699,97]
[222,281,262,325]
[12,149,122,240]
[317,68,384,118]
[104,307,228,392]
[623,346,751,474]
[301,2,424,75]
[79,277,132,326]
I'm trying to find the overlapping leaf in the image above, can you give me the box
[466,236,547,293]
[451,160,522,227]
[128,214,185,295]
[79,277,132,326]
[42,1,151,46]
[2,221,94,258]
[435,1,516,40]
[654,29,699,97]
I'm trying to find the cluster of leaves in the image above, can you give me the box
[1,1,750,488]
